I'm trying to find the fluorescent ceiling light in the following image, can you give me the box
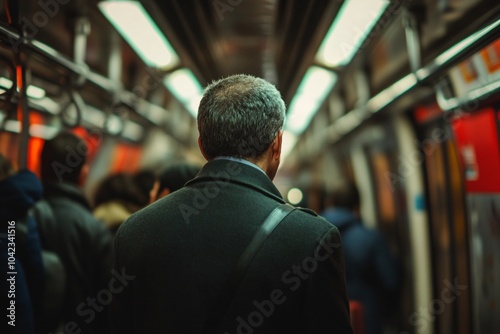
[316,0,389,67]
[285,66,337,135]
[164,68,203,117]
[0,77,14,92]
[0,77,46,99]
[26,85,46,99]
[99,1,179,69]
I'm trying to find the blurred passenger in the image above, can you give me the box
[132,169,159,205]
[111,74,352,334]
[155,162,201,199]
[0,154,44,334]
[93,173,144,234]
[321,183,401,334]
[36,131,114,333]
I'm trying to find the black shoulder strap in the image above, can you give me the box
[200,203,296,333]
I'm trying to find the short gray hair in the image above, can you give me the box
[197,74,286,160]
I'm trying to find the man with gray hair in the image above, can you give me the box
[111,74,352,334]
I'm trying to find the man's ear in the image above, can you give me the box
[198,137,209,161]
[271,131,283,161]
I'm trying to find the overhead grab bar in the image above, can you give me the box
[0,24,117,93]
[298,17,500,161]
[436,78,500,113]
[60,89,85,128]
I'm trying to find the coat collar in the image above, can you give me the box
[43,181,92,210]
[186,159,285,204]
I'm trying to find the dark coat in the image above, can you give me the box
[0,170,44,334]
[36,182,114,333]
[320,208,401,334]
[111,159,352,334]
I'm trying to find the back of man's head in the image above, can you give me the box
[197,74,286,161]
[41,131,87,184]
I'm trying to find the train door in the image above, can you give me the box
[413,104,472,334]
[451,106,500,333]
[351,121,419,334]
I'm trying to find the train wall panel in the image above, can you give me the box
[452,107,500,193]
[467,194,500,334]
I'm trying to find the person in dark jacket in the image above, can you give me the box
[93,173,145,234]
[131,169,159,206]
[0,154,45,334]
[155,162,201,199]
[111,74,353,334]
[321,184,401,334]
[37,131,114,333]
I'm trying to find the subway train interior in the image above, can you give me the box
[0,0,499,333]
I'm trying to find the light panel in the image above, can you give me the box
[99,1,179,69]
[163,68,203,117]
[26,85,46,99]
[316,0,389,67]
[0,77,46,99]
[285,66,337,135]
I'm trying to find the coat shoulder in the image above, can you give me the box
[295,206,319,217]
[285,206,337,238]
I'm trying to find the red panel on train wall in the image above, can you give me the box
[414,104,443,124]
[27,113,44,176]
[111,143,142,173]
[452,107,500,193]
[72,127,102,162]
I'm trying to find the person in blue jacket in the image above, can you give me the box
[321,183,401,334]
[0,154,45,334]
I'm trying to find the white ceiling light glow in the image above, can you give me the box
[0,77,46,99]
[99,1,179,69]
[285,66,337,135]
[163,68,203,117]
[316,0,389,67]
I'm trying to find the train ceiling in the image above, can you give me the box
[0,0,499,155]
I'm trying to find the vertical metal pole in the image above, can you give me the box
[403,9,422,76]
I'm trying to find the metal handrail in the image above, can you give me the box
[294,16,500,163]
[436,78,500,112]
[0,24,119,93]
